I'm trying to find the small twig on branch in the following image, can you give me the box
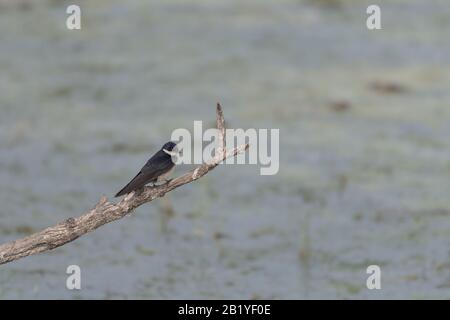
[0,104,249,265]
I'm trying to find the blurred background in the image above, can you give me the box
[0,0,450,299]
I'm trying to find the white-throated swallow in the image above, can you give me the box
[115,141,177,197]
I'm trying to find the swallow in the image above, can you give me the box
[115,141,177,197]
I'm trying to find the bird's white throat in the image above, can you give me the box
[163,149,178,156]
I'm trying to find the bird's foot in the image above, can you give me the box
[135,188,145,196]
[149,179,171,188]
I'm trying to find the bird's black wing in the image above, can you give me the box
[114,151,173,197]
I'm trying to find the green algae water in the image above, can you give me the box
[0,0,449,299]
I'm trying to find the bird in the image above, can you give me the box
[115,141,177,197]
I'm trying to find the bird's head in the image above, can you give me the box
[162,141,178,156]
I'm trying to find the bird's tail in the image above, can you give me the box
[115,171,143,197]
[115,185,131,197]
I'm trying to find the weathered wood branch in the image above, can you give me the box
[0,104,248,265]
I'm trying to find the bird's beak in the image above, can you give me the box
[163,149,178,156]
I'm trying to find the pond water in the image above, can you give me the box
[0,0,450,299]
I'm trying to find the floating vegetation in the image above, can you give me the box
[369,81,409,94]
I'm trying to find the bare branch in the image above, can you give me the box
[215,102,225,159]
[0,105,248,265]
